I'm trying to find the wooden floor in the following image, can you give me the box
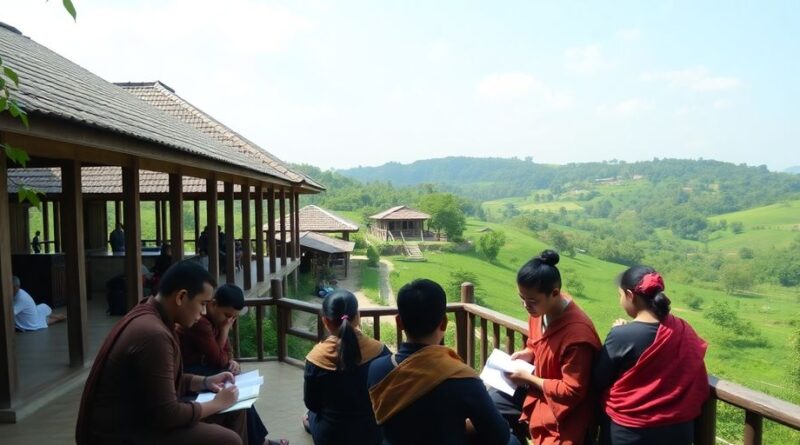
[0,361,313,445]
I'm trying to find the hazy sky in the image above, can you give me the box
[3,1,799,170]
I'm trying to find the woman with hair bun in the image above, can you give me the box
[304,289,390,445]
[505,249,601,445]
[593,266,708,445]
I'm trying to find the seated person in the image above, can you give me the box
[592,267,708,445]
[367,279,517,445]
[178,284,286,445]
[76,261,247,445]
[304,289,389,445]
[13,276,66,331]
[152,243,173,277]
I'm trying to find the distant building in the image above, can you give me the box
[369,206,433,241]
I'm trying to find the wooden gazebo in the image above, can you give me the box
[369,205,431,241]
[0,23,321,421]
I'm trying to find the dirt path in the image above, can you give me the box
[378,259,396,306]
[337,255,395,308]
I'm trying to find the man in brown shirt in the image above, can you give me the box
[76,261,247,445]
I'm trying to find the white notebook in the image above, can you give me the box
[195,370,263,412]
[479,349,535,396]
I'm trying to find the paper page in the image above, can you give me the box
[219,398,257,413]
[479,349,535,396]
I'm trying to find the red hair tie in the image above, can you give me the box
[634,272,664,296]
[340,315,350,321]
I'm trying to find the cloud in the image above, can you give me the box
[616,28,642,41]
[475,72,573,108]
[642,67,742,92]
[597,98,652,117]
[564,44,613,75]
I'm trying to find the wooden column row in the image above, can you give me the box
[0,153,17,408]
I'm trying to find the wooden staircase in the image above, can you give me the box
[404,242,426,261]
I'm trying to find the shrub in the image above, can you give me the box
[366,244,380,267]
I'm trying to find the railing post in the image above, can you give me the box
[373,315,381,341]
[272,278,287,362]
[461,283,475,368]
[506,328,515,354]
[480,317,488,367]
[694,393,717,445]
[744,411,763,445]
[256,305,264,361]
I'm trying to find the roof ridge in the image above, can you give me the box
[307,205,359,229]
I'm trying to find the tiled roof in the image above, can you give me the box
[117,82,323,191]
[0,24,322,191]
[298,231,355,254]
[266,205,358,233]
[6,167,246,194]
[369,205,430,220]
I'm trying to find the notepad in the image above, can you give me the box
[479,349,535,396]
[195,370,263,412]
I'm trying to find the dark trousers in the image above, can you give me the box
[601,416,693,445]
[488,387,529,445]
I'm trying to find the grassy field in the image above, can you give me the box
[389,218,800,444]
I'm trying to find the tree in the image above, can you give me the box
[447,270,480,302]
[738,247,755,259]
[670,214,708,240]
[418,193,467,240]
[720,263,754,294]
[478,230,506,262]
[546,229,574,257]
[731,221,745,234]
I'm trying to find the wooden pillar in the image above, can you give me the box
[53,200,61,253]
[154,199,161,246]
[0,153,18,408]
[160,200,169,243]
[294,192,301,258]
[114,200,121,228]
[224,181,235,283]
[42,200,51,253]
[267,187,277,274]
[279,188,287,267]
[289,190,296,261]
[61,160,88,367]
[193,199,200,254]
[169,174,184,263]
[123,161,143,310]
[744,411,763,445]
[255,185,265,283]
[207,177,220,282]
[242,184,252,290]
[273,278,286,361]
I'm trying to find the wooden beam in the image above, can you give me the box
[267,187,277,274]
[295,192,301,258]
[0,152,18,408]
[224,181,235,283]
[279,188,287,267]
[52,201,61,252]
[255,185,265,283]
[154,199,161,246]
[114,200,121,227]
[207,177,220,282]
[123,161,143,309]
[161,200,169,244]
[169,174,184,263]
[193,199,200,254]
[61,160,88,367]
[42,200,51,253]
[242,184,252,290]
[289,191,296,261]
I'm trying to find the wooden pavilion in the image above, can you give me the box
[0,23,321,421]
[368,205,433,241]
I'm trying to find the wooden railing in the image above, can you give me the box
[235,282,800,445]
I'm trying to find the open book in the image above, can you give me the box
[479,349,535,396]
[195,370,264,413]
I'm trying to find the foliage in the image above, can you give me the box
[478,230,506,261]
[544,228,575,257]
[446,269,481,303]
[684,292,705,310]
[731,221,745,234]
[704,301,767,347]
[366,244,380,267]
[418,193,467,240]
[720,263,754,294]
[792,326,800,387]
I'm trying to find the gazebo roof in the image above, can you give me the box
[267,205,359,233]
[369,205,430,221]
[297,232,355,254]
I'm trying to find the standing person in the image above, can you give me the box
[31,230,42,253]
[76,261,247,445]
[592,267,708,445]
[368,279,517,445]
[179,284,287,445]
[109,223,125,253]
[505,250,601,445]
[304,290,390,445]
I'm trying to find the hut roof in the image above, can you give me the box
[275,231,355,254]
[266,205,359,233]
[369,206,430,221]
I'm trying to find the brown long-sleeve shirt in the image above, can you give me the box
[89,298,201,435]
[179,316,231,370]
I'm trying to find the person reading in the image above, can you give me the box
[592,267,708,445]
[505,250,601,445]
[368,279,517,445]
[76,261,247,445]
[304,289,389,445]
[179,283,286,445]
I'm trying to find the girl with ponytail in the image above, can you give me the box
[593,266,709,445]
[504,249,601,445]
[304,290,389,445]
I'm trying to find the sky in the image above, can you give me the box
[3,1,799,171]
